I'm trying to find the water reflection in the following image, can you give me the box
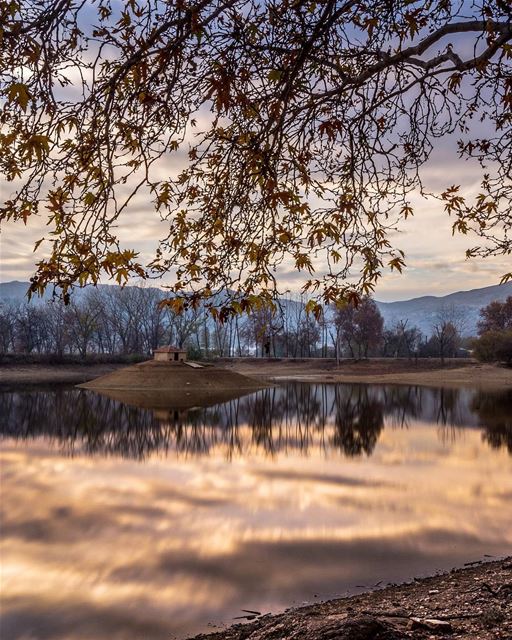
[1,383,512,640]
[471,390,512,453]
[1,383,511,458]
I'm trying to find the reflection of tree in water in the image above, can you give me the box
[382,385,422,424]
[0,388,166,458]
[0,384,510,459]
[331,386,384,456]
[0,386,352,458]
[242,384,325,456]
[433,388,458,425]
[471,390,512,454]
[429,387,470,445]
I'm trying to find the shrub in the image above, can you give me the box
[472,330,512,365]
[186,345,203,361]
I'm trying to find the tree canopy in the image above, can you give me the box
[1,0,511,316]
[477,295,512,333]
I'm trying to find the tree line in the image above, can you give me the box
[0,284,484,361]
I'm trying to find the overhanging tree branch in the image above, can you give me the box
[0,0,511,314]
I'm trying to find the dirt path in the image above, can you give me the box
[189,557,512,640]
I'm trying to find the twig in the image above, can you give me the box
[361,610,410,618]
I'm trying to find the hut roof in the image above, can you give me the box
[153,346,186,353]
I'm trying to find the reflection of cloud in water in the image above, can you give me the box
[2,527,510,640]
[1,597,173,640]
[1,383,512,639]
[1,383,511,459]
[252,468,394,488]
[108,529,509,604]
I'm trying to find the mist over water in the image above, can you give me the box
[1,383,511,639]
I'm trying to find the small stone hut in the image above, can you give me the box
[153,346,187,362]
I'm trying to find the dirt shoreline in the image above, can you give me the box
[190,557,512,640]
[226,358,512,390]
[0,363,124,386]
[1,358,511,389]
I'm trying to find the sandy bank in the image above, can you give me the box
[1,358,511,390]
[0,363,124,386]
[189,557,512,640]
[77,360,268,408]
[225,358,512,390]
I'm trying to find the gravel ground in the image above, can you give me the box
[189,558,512,640]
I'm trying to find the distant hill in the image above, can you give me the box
[0,280,125,303]
[375,283,512,336]
[0,281,39,302]
[2,280,511,336]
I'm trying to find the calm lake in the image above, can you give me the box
[1,383,511,640]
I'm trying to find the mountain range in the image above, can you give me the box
[375,283,512,335]
[1,280,511,337]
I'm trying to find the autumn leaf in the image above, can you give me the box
[267,69,282,82]
[8,82,30,111]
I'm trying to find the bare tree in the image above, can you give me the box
[382,320,423,358]
[431,305,466,363]
[12,303,49,354]
[68,299,100,358]
[44,301,71,357]
[241,304,283,357]
[166,305,202,350]
[0,302,16,354]
[333,297,384,359]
